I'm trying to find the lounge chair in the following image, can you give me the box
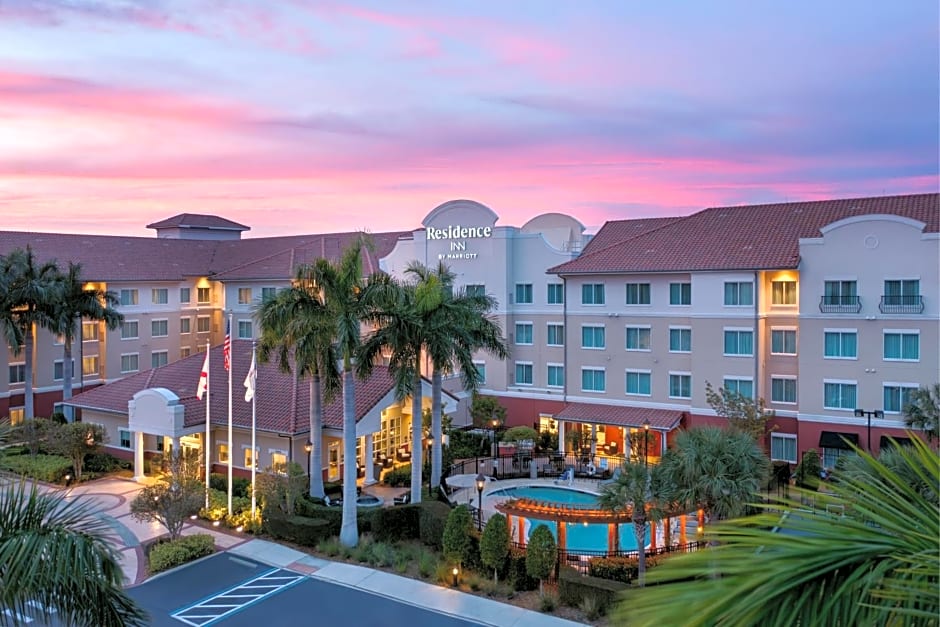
[599,466,622,486]
[393,492,410,505]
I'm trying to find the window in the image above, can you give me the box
[180,347,192,359]
[238,320,253,340]
[514,362,533,385]
[8,407,24,426]
[669,374,692,399]
[546,323,564,346]
[824,280,856,303]
[884,385,917,414]
[152,288,168,304]
[121,320,139,340]
[514,283,533,304]
[625,282,651,305]
[119,289,138,306]
[547,364,565,388]
[82,356,99,376]
[824,330,857,359]
[822,448,852,470]
[261,287,277,301]
[180,317,191,334]
[581,283,605,305]
[771,281,797,305]
[723,378,753,399]
[151,351,168,369]
[238,288,252,305]
[151,319,168,337]
[515,323,533,345]
[771,329,797,355]
[473,361,486,384]
[723,330,754,356]
[771,377,797,404]
[196,316,210,333]
[53,334,65,345]
[626,371,651,396]
[270,451,287,471]
[669,328,692,353]
[82,321,99,341]
[547,283,564,304]
[883,331,919,361]
[244,447,259,469]
[883,279,920,304]
[465,284,485,298]
[770,434,797,464]
[217,444,229,463]
[180,287,191,304]
[724,282,753,306]
[120,354,139,373]
[581,368,606,393]
[625,327,651,351]
[8,363,26,385]
[197,287,211,304]
[669,282,691,305]
[824,381,857,410]
[119,429,131,449]
[53,359,74,381]
[581,325,606,349]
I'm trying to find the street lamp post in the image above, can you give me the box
[854,409,884,452]
[475,473,486,531]
[643,418,651,468]
[304,440,312,478]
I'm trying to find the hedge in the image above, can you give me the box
[149,534,215,573]
[372,504,421,543]
[503,547,539,591]
[265,516,332,546]
[558,566,628,614]
[209,473,252,498]
[0,453,72,482]
[83,452,129,474]
[587,554,664,584]
[289,501,378,536]
[418,500,452,549]
[382,465,412,487]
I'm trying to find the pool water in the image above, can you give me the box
[490,485,649,552]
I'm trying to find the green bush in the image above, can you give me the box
[289,501,375,536]
[372,505,421,543]
[504,547,539,591]
[265,515,332,546]
[208,473,251,498]
[587,554,663,583]
[442,505,474,566]
[795,449,822,489]
[83,452,126,473]
[557,566,627,614]
[0,453,72,482]
[149,534,215,573]
[200,488,251,524]
[382,465,412,487]
[418,500,452,549]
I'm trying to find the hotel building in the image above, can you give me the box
[0,193,936,480]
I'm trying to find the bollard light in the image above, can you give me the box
[452,566,459,587]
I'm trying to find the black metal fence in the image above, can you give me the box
[509,540,706,580]
[448,451,625,482]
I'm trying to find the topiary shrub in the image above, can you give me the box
[480,513,510,582]
[526,524,557,594]
[418,500,452,549]
[557,566,627,614]
[149,534,215,573]
[587,555,664,583]
[83,452,124,474]
[442,505,474,566]
[372,504,421,543]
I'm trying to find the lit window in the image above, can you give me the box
[218,444,229,463]
[197,287,211,304]
[196,316,211,333]
[82,322,99,341]
[244,447,259,469]
[238,288,252,305]
[9,407,24,426]
[771,281,797,305]
[180,347,192,359]
[82,356,99,376]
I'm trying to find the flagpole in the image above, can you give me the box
[204,341,211,510]
[250,340,257,518]
[227,313,233,517]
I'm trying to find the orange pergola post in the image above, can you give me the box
[519,517,526,546]
[679,514,687,545]
[664,516,671,547]
[558,521,567,551]
[697,508,705,535]
[649,520,657,550]
[608,523,619,553]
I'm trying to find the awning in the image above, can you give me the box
[819,431,859,450]
[554,402,683,430]
[880,435,914,449]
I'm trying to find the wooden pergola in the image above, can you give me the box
[495,497,703,554]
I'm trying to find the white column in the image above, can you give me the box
[363,433,375,485]
[590,424,598,458]
[557,421,565,455]
[133,431,146,482]
[171,436,181,454]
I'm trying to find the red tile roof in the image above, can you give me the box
[146,214,250,231]
[555,402,683,430]
[579,217,680,255]
[65,340,399,436]
[551,193,939,274]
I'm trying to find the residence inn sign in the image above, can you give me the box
[421,199,498,262]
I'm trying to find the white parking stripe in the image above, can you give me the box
[171,568,306,627]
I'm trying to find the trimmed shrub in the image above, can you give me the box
[83,452,128,474]
[442,505,474,566]
[372,504,421,543]
[587,554,664,584]
[558,566,627,614]
[0,453,72,482]
[526,524,557,593]
[265,515,332,546]
[149,534,215,574]
[504,547,539,591]
[208,473,252,498]
[382,465,412,487]
[418,500,452,549]
[480,513,510,581]
[200,488,251,524]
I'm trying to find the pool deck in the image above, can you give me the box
[450,476,604,525]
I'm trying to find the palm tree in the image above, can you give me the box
[49,262,123,422]
[309,236,375,547]
[0,246,63,420]
[406,261,507,489]
[598,461,664,586]
[903,383,939,442]
[657,427,769,523]
[255,274,340,499]
[616,438,939,627]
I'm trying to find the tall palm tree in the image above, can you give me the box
[657,426,770,523]
[49,262,123,421]
[617,438,939,627]
[598,461,664,586]
[903,383,939,442]
[309,236,375,547]
[407,261,508,489]
[255,272,340,499]
[0,247,63,420]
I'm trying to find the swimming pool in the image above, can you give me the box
[489,484,649,552]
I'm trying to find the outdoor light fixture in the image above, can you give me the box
[697,525,704,538]
[212,520,221,527]
[190,514,198,520]
[475,473,486,531]
[236,525,244,533]
[304,440,313,477]
[854,409,884,452]
[643,418,651,468]
[452,567,459,587]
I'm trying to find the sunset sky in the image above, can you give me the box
[1,1,937,238]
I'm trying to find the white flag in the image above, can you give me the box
[196,351,209,400]
[243,350,257,402]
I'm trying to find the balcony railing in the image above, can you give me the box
[879,295,924,314]
[819,295,861,313]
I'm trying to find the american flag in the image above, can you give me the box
[223,319,231,371]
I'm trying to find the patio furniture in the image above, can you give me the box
[396,445,411,462]
[393,492,411,506]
